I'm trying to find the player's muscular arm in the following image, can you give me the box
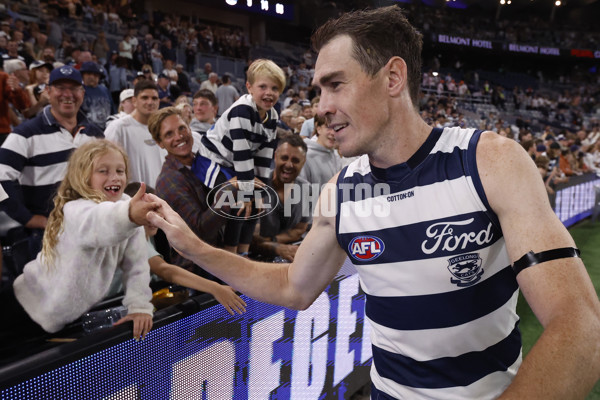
[476,132,600,400]
[145,174,347,309]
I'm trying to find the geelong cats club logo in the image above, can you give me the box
[349,236,385,261]
[447,253,484,287]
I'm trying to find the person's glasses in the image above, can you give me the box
[51,85,83,94]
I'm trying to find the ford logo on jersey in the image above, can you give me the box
[349,236,385,261]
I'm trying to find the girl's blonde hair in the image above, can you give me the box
[41,140,129,267]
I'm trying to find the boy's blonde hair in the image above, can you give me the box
[246,59,286,93]
[41,140,129,267]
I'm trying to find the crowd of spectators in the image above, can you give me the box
[328,0,600,51]
[1,0,600,358]
[1,1,250,88]
[418,69,600,196]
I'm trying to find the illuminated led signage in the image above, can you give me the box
[223,0,293,20]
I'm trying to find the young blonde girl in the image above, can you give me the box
[10,140,155,341]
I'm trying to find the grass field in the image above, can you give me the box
[516,220,600,399]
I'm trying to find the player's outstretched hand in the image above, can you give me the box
[145,193,204,260]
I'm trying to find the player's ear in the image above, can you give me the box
[385,56,407,98]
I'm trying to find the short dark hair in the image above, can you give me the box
[221,74,231,84]
[521,139,534,152]
[193,89,217,106]
[277,133,307,154]
[313,114,327,132]
[134,79,158,97]
[311,5,422,108]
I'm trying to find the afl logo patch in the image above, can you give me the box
[349,236,385,261]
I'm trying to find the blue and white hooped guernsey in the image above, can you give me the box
[336,127,521,399]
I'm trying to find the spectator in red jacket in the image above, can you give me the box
[0,70,30,145]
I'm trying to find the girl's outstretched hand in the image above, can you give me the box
[114,312,153,341]
[211,285,247,315]
[129,182,160,226]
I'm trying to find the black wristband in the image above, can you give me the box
[512,247,581,276]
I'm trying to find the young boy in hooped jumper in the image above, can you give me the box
[192,59,286,256]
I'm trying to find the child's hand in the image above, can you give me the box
[129,182,159,226]
[212,285,247,315]
[276,243,299,262]
[114,312,153,341]
[236,201,253,218]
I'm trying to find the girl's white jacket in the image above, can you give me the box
[13,195,153,333]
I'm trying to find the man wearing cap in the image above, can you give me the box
[534,143,547,161]
[0,65,103,257]
[19,60,55,120]
[142,67,154,81]
[157,73,173,109]
[132,71,146,87]
[105,88,135,127]
[80,61,114,130]
[26,60,52,102]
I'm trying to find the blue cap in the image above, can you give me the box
[80,61,104,76]
[49,65,82,85]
